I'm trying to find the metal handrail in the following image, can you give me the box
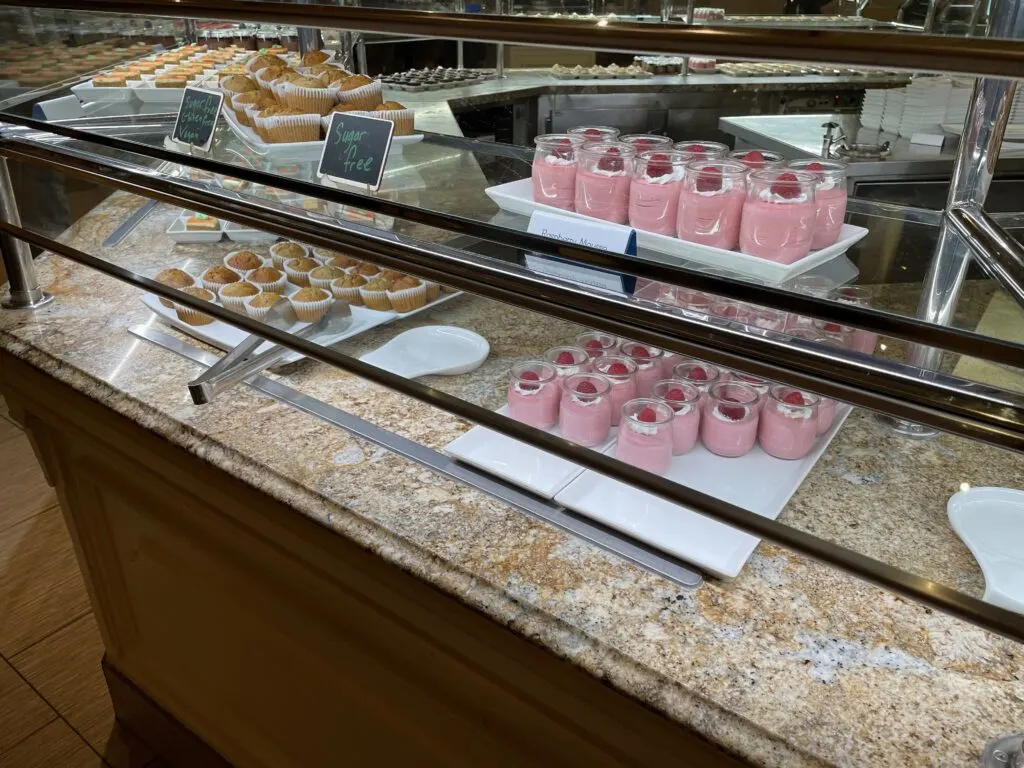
[4,0,1024,78]
[7,217,1024,643]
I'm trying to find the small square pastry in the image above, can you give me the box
[185,214,219,231]
[92,74,126,87]
[155,75,187,88]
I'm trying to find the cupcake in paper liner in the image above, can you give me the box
[247,53,283,74]
[289,286,333,323]
[256,108,320,143]
[255,64,289,91]
[301,49,331,68]
[371,101,415,136]
[175,286,216,326]
[359,276,393,311]
[219,281,259,314]
[243,291,285,322]
[424,281,441,302]
[270,241,308,269]
[308,265,346,291]
[330,273,366,306]
[312,246,357,268]
[280,76,336,115]
[154,267,194,308]
[336,74,383,110]
[223,249,265,275]
[309,65,352,86]
[246,266,287,294]
[386,276,427,313]
[201,265,241,295]
[284,256,319,286]
[232,91,275,127]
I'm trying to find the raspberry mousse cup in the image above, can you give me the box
[739,169,818,264]
[830,285,879,355]
[544,346,591,382]
[619,134,673,152]
[788,158,848,249]
[593,355,638,425]
[700,381,761,458]
[568,125,620,144]
[727,371,771,410]
[532,133,584,211]
[507,360,559,430]
[614,398,674,475]
[575,331,618,361]
[811,319,855,349]
[728,148,786,170]
[672,360,722,405]
[676,160,748,250]
[575,142,636,224]
[785,328,840,435]
[628,150,690,235]
[559,373,613,447]
[652,380,702,455]
[758,385,820,460]
[672,140,729,159]
[619,341,665,397]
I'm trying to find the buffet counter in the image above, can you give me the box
[2,139,1023,766]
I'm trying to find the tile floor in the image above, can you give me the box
[0,395,160,767]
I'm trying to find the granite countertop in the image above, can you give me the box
[2,167,1024,766]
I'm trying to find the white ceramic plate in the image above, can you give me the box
[70,80,138,104]
[948,487,1024,614]
[129,78,201,104]
[223,222,278,244]
[166,215,224,243]
[554,405,852,578]
[359,326,489,377]
[484,178,869,284]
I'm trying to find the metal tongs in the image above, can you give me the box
[187,300,352,405]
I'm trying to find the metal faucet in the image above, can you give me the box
[821,121,847,159]
[821,120,891,161]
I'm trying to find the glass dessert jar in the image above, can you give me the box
[788,158,848,249]
[672,360,722,405]
[758,385,820,460]
[592,355,639,426]
[544,346,591,381]
[672,140,729,159]
[559,373,613,447]
[574,142,636,224]
[701,381,760,458]
[726,371,771,410]
[676,160,748,250]
[531,133,584,211]
[619,341,665,397]
[568,125,620,143]
[619,134,673,152]
[727,148,785,170]
[830,284,879,355]
[628,150,690,236]
[575,331,618,360]
[785,328,840,435]
[739,169,817,264]
[614,398,675,475]
[652,379,702,455]
[811,318,855,349]
[507,360,560,429]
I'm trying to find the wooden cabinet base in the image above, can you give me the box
[1,352,749,768]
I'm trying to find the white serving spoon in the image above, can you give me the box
[948,486,1024,614]
[359,326,488,379]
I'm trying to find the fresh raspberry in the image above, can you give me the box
[686,366,708,381]
[632,138,654,149]
[646,153,673,178]
[805,161,824,171]
[665,387,687,401]
[606,362,629,376]
[627,345,650,358]
[551,138,574,160]
[719,404,745,420]
[637,406,658,422]
[596,146,624,173]
[770,171,801,199]
[743,150,765,168]
[782,391,805,406]
[556,351,576,365]
[584,339,604,350]
[583,128,603,137]
[687,143,706,154]
[822,322,843,332]
[575,380,598,394]
[519,370,539,391]
[694,166,722,193]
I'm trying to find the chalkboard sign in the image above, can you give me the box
[171,87,223,152]
[317,112,394,191]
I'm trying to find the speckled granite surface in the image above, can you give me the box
[3,187,1024,768]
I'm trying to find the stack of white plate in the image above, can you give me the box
[881,87,905,134]
[859,88,888,130]
[897,76,951,137]
[943,78,974,127]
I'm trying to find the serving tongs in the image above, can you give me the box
[187,300,352,405]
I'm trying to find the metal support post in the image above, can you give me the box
[0,158,52,311]
[495,0,504,79]
[296,0,324,56]
[355,34,367,75]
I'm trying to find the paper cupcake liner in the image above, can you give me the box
[245,270,287,294]
[243,293,282,321]
[283,262,315,286]
[359,287,391,311]
[330,280,364,305]
[374,108,414,136]
[269,242,308,269]
[289,294,333,323]
[280,81,338,115]
[320,111,373,132]
[424,281,441,302]
[386,283,427,313]
[223,251,267,275]
[220,290,256,314]
[337,80,383,110]
[174,303,214,326]
[201,277,238,294]
[257,113,320,143]
[309,273,345,291]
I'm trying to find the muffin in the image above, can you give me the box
[329,273,365,305]
[424,281,441,302]
[218,280,259,313]
[373,101,414,136]
[321,102,370,131]
[386,275,426,313]
[355,262,380,278]
[270,240,307,268]
[301,49,330,67]
[359,276,393,311]
[253,105,319,143]
[246,266,287,294]
[201,265,241,293]
[289,286,333,323]
[280,75,334,115]
[235,91,278,127]
[311,246,346,263]
[154,267,194,308]
[175,286,216,326]
[248,53,282,73]
[336,73,382,110]
[224,249,264,273]
[379,269,405,282]
[329,254,360,270]
[308,264,346,291]
[313,66,350,85]
[284,256,319,286]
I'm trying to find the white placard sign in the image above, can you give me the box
[525,210,638,295]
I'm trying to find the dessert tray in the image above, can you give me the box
[484,177,869,284]
[166,214,224,243]
[550,64,653,80]
[446,401,851,578]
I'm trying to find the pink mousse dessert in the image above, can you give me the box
[559,373,613,447]
[785,328,841,435]
[652,379,702,455]
[672,360,722,405]
[575,142,635,224]
[831,285,879,355]
[700,381,760,458]
[531,134,584,211]
[812,319,855,350]
[568,125,620,144]
[614,399,674,475]
[575,331,618,361]
[672,140,729,159]
[619,341,665,397]
[544,346,591,382]
[727,148,785,170]
[740,169,817,264]
[789,159,848,249]
[506,360,559,429]
[676,161,748,250]
[628,151,689,236]
[758,385,820,460]
[593,355,638,426]
[727,371,771,410]
[619,134,673,152]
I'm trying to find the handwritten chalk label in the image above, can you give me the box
[525,211,637,295]
[317,112,394,191]
[171,87,223,152]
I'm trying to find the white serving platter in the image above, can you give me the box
[220,104,325,158]
[444,405,617,499]
[555,405,852,579]
[223,222,278,243]
[70,80,138,104]
[129,79,201,104]
[484,177,869,284]
[166,214,223,243]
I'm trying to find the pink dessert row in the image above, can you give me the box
[530,129,849,265]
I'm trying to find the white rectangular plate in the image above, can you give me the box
[70,80,138,104]
[555,405,852,579]
[444,405,617,499]
[166,215,223,243]
[220,105,326,159]
[223,223,278,243]
[129,79,199,104]
[484,178,868,284]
